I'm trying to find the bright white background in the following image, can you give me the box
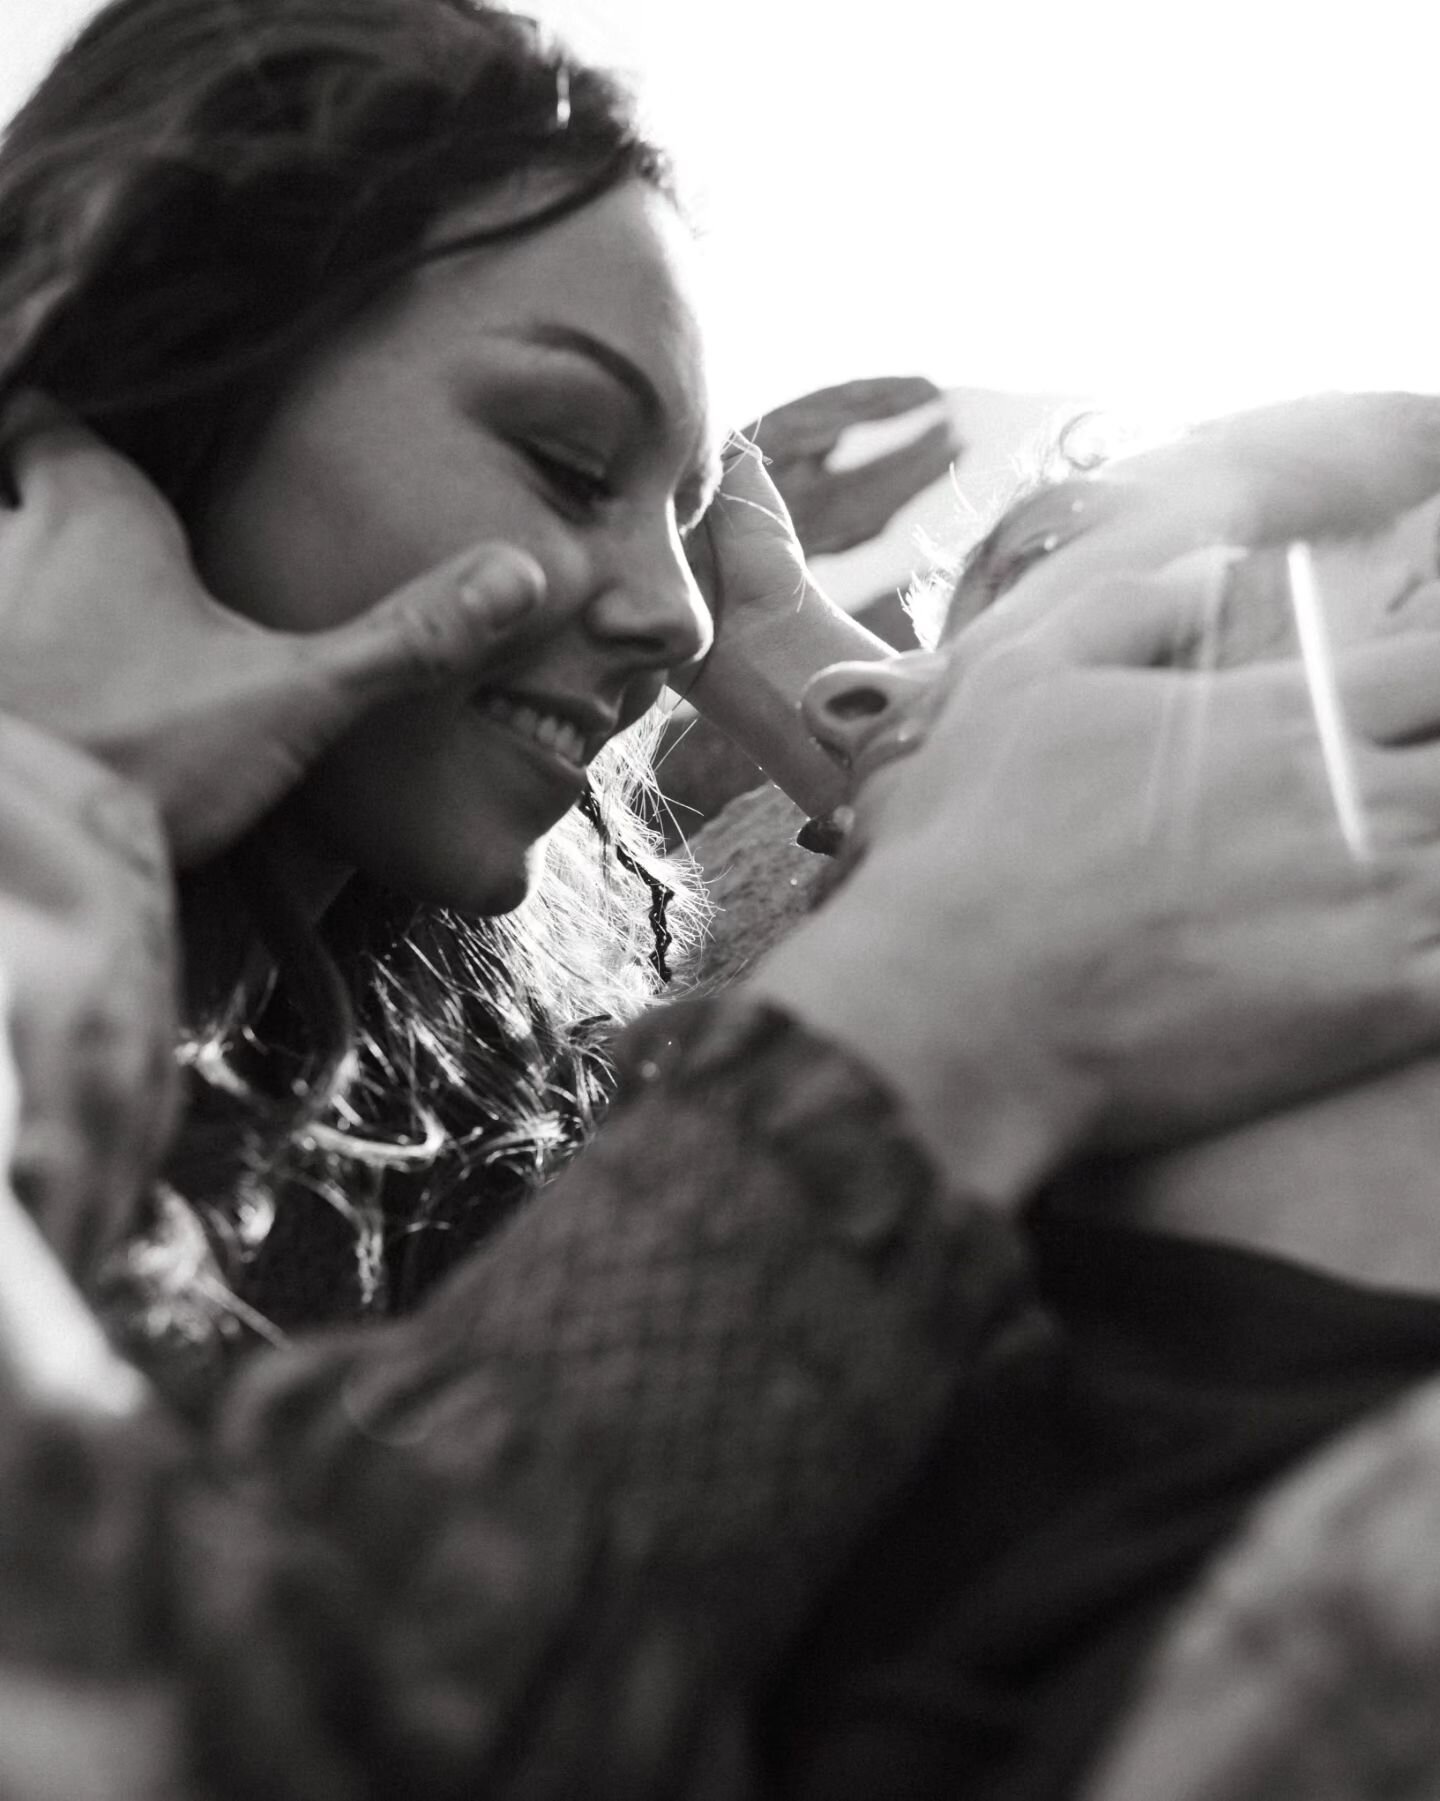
[6,0,1438,612]
[7,0,1438,426]
[551,0,1440,424]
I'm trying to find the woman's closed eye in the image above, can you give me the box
[950,524,1078,632]
[947,480,1110,632]
[522,441,617,518]
[984,529,1070,600]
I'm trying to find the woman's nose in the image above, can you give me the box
[584,539,713,673]
[801,653,945,765]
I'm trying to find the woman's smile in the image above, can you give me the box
[466,682,627,799]
[471,691,595,772]
[195,179,718,914]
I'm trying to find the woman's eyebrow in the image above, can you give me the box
[492,321,663,424]
[483,319,720,525]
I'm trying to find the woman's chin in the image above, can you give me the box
[375,852,536,917]
[460,865,535,917]
[401,840,540,917]
[302,824,537,917]
[290,781,550,916]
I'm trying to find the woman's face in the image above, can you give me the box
[197,179,719,913]
[804,393,1440,820]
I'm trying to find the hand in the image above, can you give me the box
[0,713,178,1301]
[746,376,958,557]
[0,747,186,1746]
[0,396,545,866]
[683,441,891,815]
[749,562,1440,1201]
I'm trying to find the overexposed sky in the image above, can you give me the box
[6,0,1437,425]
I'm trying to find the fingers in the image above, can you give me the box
[801,417,959,554]
[1338,630,1440,745]
[693,445,804,594]
[316,540,545,702]
[0,710,154,827]
[711,434,793,518]
[964,547,1248,680]
[735,379,957,558]
[1193,392,1440,544]
[748,376,944,457]
[688,444,807,622]
[0,391,187,583]
[0,390,119,508]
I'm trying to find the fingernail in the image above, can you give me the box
[458,547,544,623]
[796,810,852,856]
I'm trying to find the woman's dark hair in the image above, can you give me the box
[0,0,707,1393]
[0,0,671,502]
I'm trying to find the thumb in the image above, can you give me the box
[713,435,792,520]
[965,545,1248,684]
[703,441,804,567]
[314,540,546,704]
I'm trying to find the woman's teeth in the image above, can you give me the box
[478,693,588,765]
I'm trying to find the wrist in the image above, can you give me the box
[688,580,890,816]
[612,992,943,1232]
[741,864,1096,1210]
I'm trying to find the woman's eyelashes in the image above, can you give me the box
[951,480,1123,624]
[984,530,1070,598]
[522,441,618,519]
[958,523,1075,619]
[523,437,711,542]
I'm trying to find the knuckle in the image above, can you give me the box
[79,772,170,883]
[392,595,461,681]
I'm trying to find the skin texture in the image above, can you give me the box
[0,367,945,883]
[0,168,934,1313]
[682,439,893,818]
[800,393,1440,1291]
[0,398,549,872]
[196,180,721,914]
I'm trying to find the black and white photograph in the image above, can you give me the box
[1,3,1437,1796]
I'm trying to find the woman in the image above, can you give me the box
[10,2,1440,1795]
[0,0,889,1363]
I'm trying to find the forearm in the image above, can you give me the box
[179,992,1042,1797]
[0,991,1045,1798]
[745,857,1092,1205]
[413,995,1037,1626]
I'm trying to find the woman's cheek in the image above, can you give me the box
[523,526,593,625]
